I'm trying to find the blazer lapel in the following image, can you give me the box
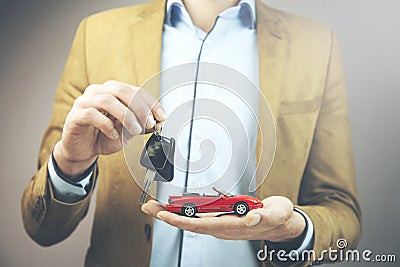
[130,0,166,98]
[255,1,289,197]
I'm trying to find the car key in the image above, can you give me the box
[139,130,175,203]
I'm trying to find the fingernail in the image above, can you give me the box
[246,213,261,226]
[157,108,167,121]
[155,122,163,133]
[131,121,142,135]
[112,129,120,140]
[146,115,156,129]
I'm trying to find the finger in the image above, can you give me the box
[250,196,294,227]
[86,83,150,132]
[141,200,166,217]
[157,211,245,233]
[261,196,293,209]
[156,211,194,231]
[135,88,167,122]
[244,212,262,226]
[86,82,134,107]
[75,94,142,136]
[88,82,162,130]
[199,215,246,230]
[127,91,154,131]
[145,121,163,134]
[155,121,163,132]
[146,115,156,129]
[122,126,134,146]
[101,81,167,122]
[72,107,119,140]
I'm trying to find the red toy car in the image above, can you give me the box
[166,187,263,217]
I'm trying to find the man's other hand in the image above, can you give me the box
[141,196,306,242]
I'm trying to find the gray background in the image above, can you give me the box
[0,0,399,266]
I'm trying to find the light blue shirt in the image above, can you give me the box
[151,1,260,267]
[48,0,314,266]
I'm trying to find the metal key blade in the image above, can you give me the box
[139,169,157,204]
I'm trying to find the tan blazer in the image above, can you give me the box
[21,0,361,266]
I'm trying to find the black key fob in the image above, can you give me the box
[140,132,175,182]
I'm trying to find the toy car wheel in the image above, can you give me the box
[234,202,249,216]
[182,203,197,217]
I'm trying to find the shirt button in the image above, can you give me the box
[188,179,197,187]
[206,40,214,47]
[196,132,204,139]
[193,180,201,188]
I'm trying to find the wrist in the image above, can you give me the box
[264,208,314,260]
[53,141,97,181]
[280,210,307,242]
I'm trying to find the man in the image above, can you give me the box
[21,0,361,266]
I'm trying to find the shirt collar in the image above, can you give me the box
[165,0,256,29]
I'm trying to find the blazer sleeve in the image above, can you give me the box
[20,18,97,246]
[295,32,362,265]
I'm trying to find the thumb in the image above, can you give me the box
[245,196,294,227]
[244,208,272,226]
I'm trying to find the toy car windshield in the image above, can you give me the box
[212,187,235,197]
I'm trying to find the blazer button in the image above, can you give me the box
[144,224,152,242]
[32,196,45,222]
[31,209,37,218]
[31,209,40,222]
[37,196,44,209]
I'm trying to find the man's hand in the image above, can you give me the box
[142,196,306,242]
[53,80,167,180]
